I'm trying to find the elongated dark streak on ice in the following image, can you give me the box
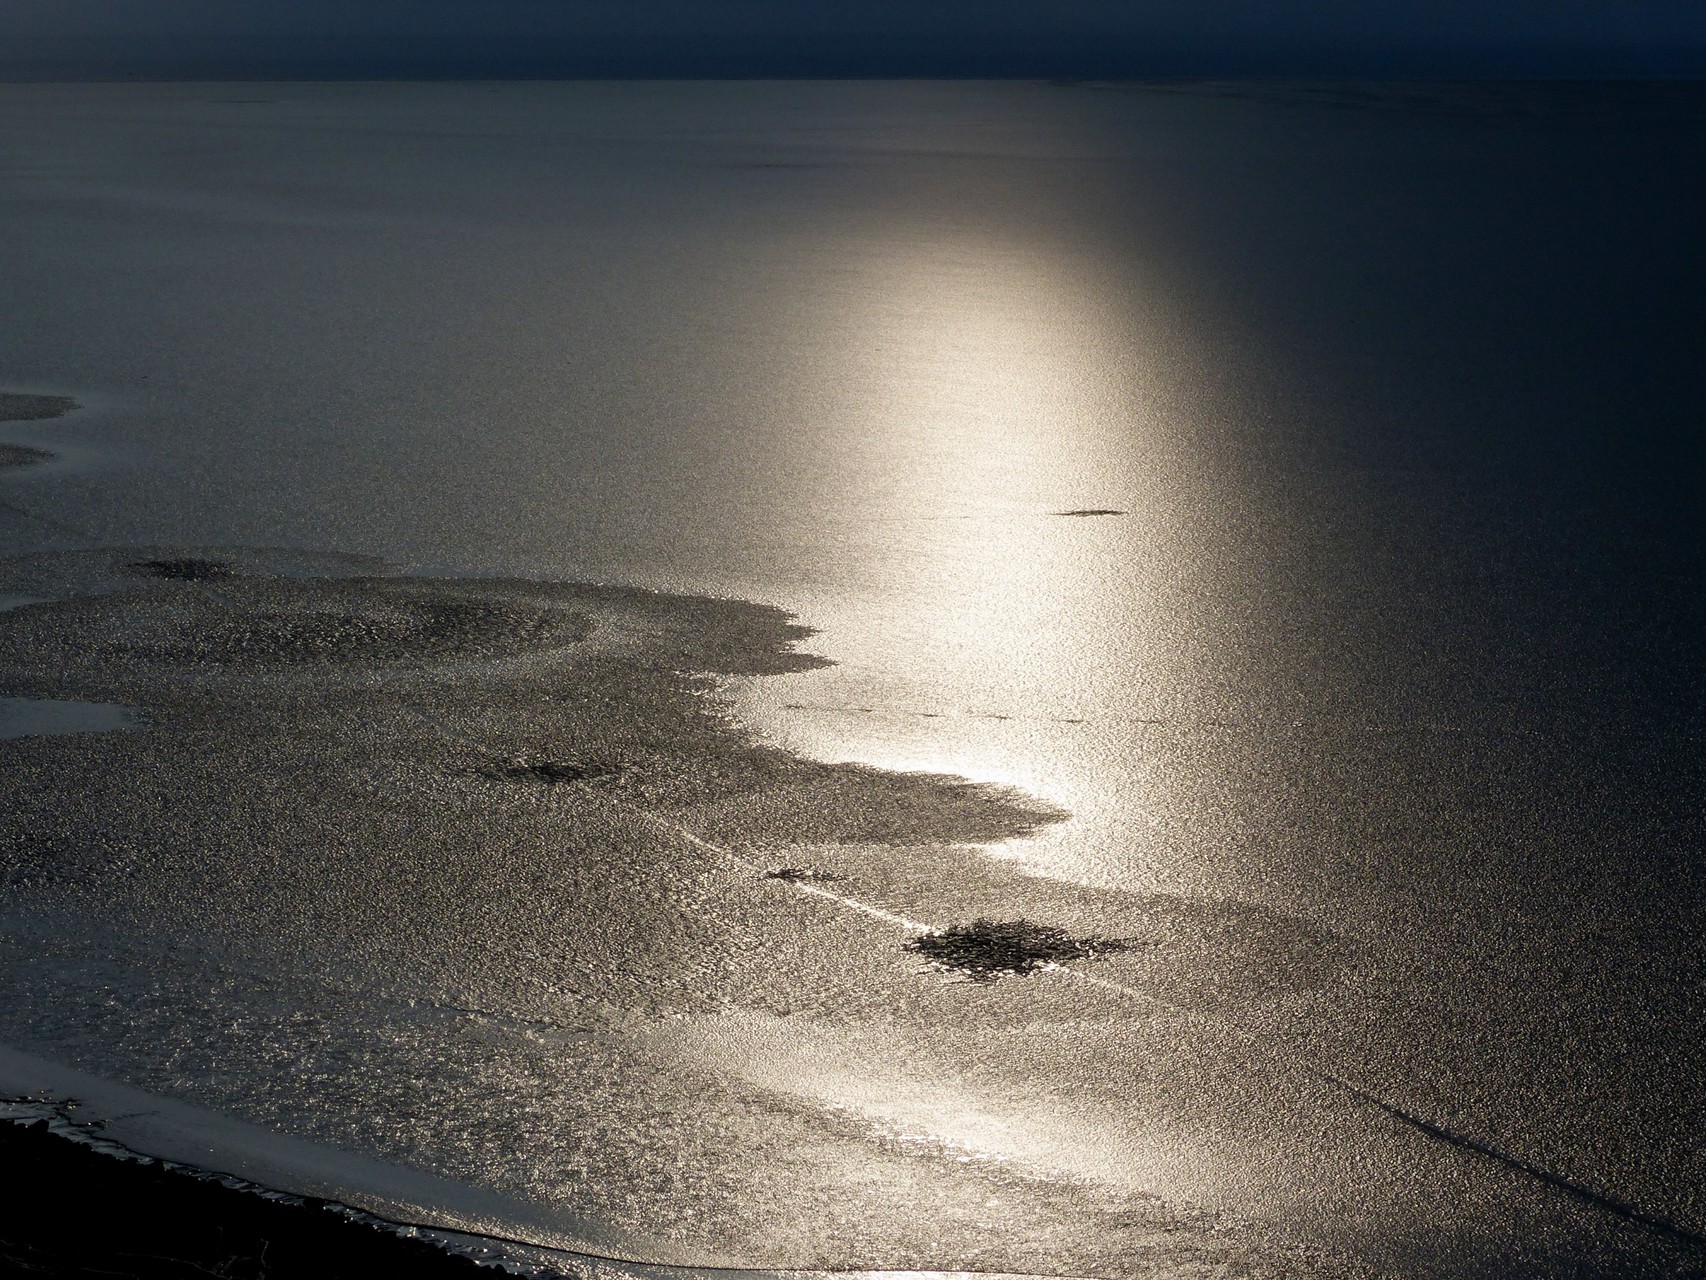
[1059,965,1706,1248]
[1314,1072,1706,1250]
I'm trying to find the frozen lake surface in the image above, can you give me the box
[1,81,1704,1277]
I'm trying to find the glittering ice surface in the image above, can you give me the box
[1,81,1704,1278]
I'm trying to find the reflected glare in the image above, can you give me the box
[733,215,1205,890]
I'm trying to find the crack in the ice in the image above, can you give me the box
[1317,1072,1706,1251]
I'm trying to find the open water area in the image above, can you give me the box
[1,80,1704,1278]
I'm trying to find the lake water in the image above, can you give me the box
[1,80,1703,1278]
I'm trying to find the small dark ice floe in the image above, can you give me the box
[764,866,839,883]
[488,758,619,785]
[0,443,54,470]
[0,392,79,423]
[1052,509,1126,518]
[907,918,1138,982]
[126,557,237,581]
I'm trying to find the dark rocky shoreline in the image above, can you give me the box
[1,1116,496,1278]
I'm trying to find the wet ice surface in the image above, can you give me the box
[0,545,1308,1276]
[1,81,1705,1278]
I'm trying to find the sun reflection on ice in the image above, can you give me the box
[637,1008,1191,1202]
[730,211,1201,889]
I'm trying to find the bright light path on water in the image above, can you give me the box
[730,211,1211,892]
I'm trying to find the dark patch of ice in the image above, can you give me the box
[763,867,838,883]
[0,393,78,423]
[486,759,619,786]
[907,917,1139,982]
[0,444,54,470]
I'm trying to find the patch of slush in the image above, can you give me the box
[906,918,1139,982]
[0,392,78,423]
[0,443,54,470]
[0,696,136,741]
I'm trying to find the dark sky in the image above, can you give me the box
[3,0,1705,79]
